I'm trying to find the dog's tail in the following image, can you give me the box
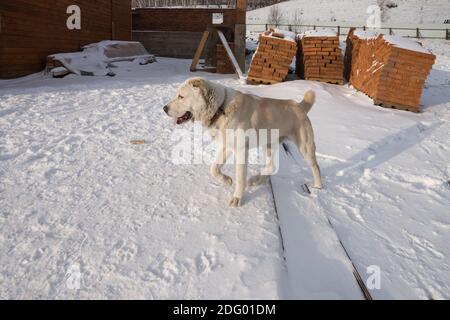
[300,90,316,114]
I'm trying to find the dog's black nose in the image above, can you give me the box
[163,105,169,114]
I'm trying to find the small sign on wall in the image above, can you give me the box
[212,13,224,25]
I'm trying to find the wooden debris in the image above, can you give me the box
[130,140,146,145]
[190,31,210,72]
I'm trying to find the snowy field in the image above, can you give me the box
[1,39,449,299]
[247,0,450,25]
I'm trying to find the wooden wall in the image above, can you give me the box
[132,8,242,32]
[132,5,246,66]
[133,31,203,59]
[0,0,132,79]
[132,8,242,59]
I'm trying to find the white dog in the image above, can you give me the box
[164,77,322,207]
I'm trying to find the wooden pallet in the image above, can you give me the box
[247,76,279,85]
[306,77,344,85]
[374,100,420,113]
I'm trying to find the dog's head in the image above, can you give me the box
[163,77,225,126]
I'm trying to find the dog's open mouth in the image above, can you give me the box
[176,111,193,125]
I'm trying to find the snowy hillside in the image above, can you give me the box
[247,0,450,26]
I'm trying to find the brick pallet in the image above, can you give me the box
[298,31,344,85]
[247,32,297,85]
[216,43,236,74]
[345,30,435,112]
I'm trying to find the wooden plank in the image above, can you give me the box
[247,76,279,85]
[374,100,420,113]
[190,30,210,72]
[217,29,244,79]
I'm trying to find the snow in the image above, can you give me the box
[302,29,338,38]
[383,35,432,54]
[50,41,155,76]
[271,149,365,300]
[271,29,297,42]
[0,59,287,299]
[247,0,450,26]
[240,67,450,299]
[1,39,450,299]
[353,30,379,40]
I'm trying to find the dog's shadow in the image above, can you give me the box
[284,121,442,187]
[325,122,442,184]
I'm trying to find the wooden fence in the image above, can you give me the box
[131,0,287,10]
[248,24,450,40]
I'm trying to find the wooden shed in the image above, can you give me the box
[132,0,246,70]
[0,0,132,79]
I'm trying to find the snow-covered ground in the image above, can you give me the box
[1,39,450,299]
[0,60,289,299]
[247,0,450,25]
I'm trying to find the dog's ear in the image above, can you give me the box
[189,78,204,89]
[189,78,225,127]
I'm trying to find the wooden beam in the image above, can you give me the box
[217,29,244,79]
[236,0,247,24]
[190,30,210,72]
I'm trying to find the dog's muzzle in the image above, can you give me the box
[176,111,193,125]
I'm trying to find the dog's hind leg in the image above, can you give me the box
[249,144,274,187]
[210,144,232,186]
[229,144,249,207]
[295,124,323,189]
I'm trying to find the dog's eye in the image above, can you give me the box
[178,95,184,99]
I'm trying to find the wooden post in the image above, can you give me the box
[416,28,420,38]
[217,30,244,79]
[337,26,340,36]
[190,31,210,72]
[111,21,116,40]
[389,28,393,35]
[234,0,247,71]
[447,29,449,40]
[204,27,219,67]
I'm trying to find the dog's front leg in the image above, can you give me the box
[229,145,248,208]
[210,144,232,186]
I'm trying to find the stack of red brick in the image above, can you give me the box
[297,30,344,85]
[247,31,297,85]
[345,29,435,112]
[216,43,235,74]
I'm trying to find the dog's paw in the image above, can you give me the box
[249,175,268,187]
[228,197,241,208]
[222,175,233,187]
[313,183,323,189]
